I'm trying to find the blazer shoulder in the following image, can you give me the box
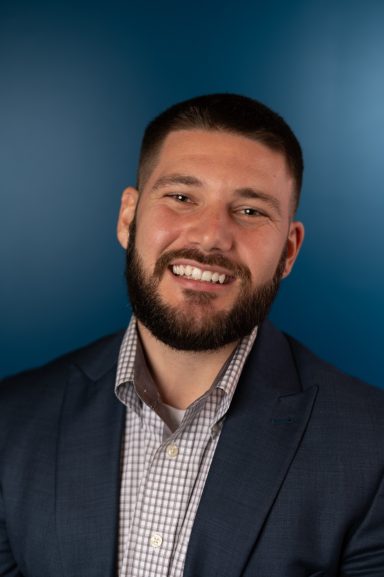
[0,331,125,459]
[1,330,125,397]
[284,331,384,413]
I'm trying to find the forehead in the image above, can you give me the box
[149,129,292,180]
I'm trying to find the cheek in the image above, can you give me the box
[243,239,286,282]
[135,210,181,265]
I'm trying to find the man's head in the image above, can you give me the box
[117,94,305,351]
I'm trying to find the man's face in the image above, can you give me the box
[118,129,304,350]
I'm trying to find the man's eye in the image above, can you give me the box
[165,193,189,202]
[240,207,263,216]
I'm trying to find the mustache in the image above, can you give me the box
[153,248,252,281]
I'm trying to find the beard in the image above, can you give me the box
[125,218,286,352]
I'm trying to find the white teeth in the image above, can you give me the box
[172,265,227,284]
[192,268,201,280]
[201,271,212,282]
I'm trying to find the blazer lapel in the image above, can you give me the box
[55,334,125,577]
[184,322,318,577]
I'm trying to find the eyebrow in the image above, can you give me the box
[151,173,203,190]
[151,173,282,216]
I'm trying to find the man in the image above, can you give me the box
[1,94,383,577]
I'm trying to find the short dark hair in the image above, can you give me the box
[137,93,303,212]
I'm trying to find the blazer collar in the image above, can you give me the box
[183,320,318,577]
[71,330,125,381]
[55,331,125,577]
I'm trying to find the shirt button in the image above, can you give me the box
[149,533,163,548]
[166,444,179,459]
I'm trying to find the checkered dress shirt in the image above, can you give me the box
[115,316,257,577]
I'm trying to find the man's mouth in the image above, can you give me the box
[171,264,230,284]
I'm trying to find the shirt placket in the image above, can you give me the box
[125,402,214,577]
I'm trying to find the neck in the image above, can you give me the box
[137,322,239,409]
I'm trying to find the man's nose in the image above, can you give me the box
[185,207,234,253]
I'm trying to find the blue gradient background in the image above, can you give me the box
[1,0,383,387]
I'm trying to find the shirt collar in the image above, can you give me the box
[115,316,138,389]
[115,315,257,414]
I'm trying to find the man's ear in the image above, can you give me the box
[282,220,305,278]
[117,187,139,249]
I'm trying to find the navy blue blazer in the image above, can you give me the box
[1,320,384,577]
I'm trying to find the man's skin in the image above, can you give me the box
[117,129,305,409]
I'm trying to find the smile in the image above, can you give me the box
[172,264,227,284]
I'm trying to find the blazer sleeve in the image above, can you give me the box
[0,380,25,577]
[341,471,384,575]
[0,489,24,577]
